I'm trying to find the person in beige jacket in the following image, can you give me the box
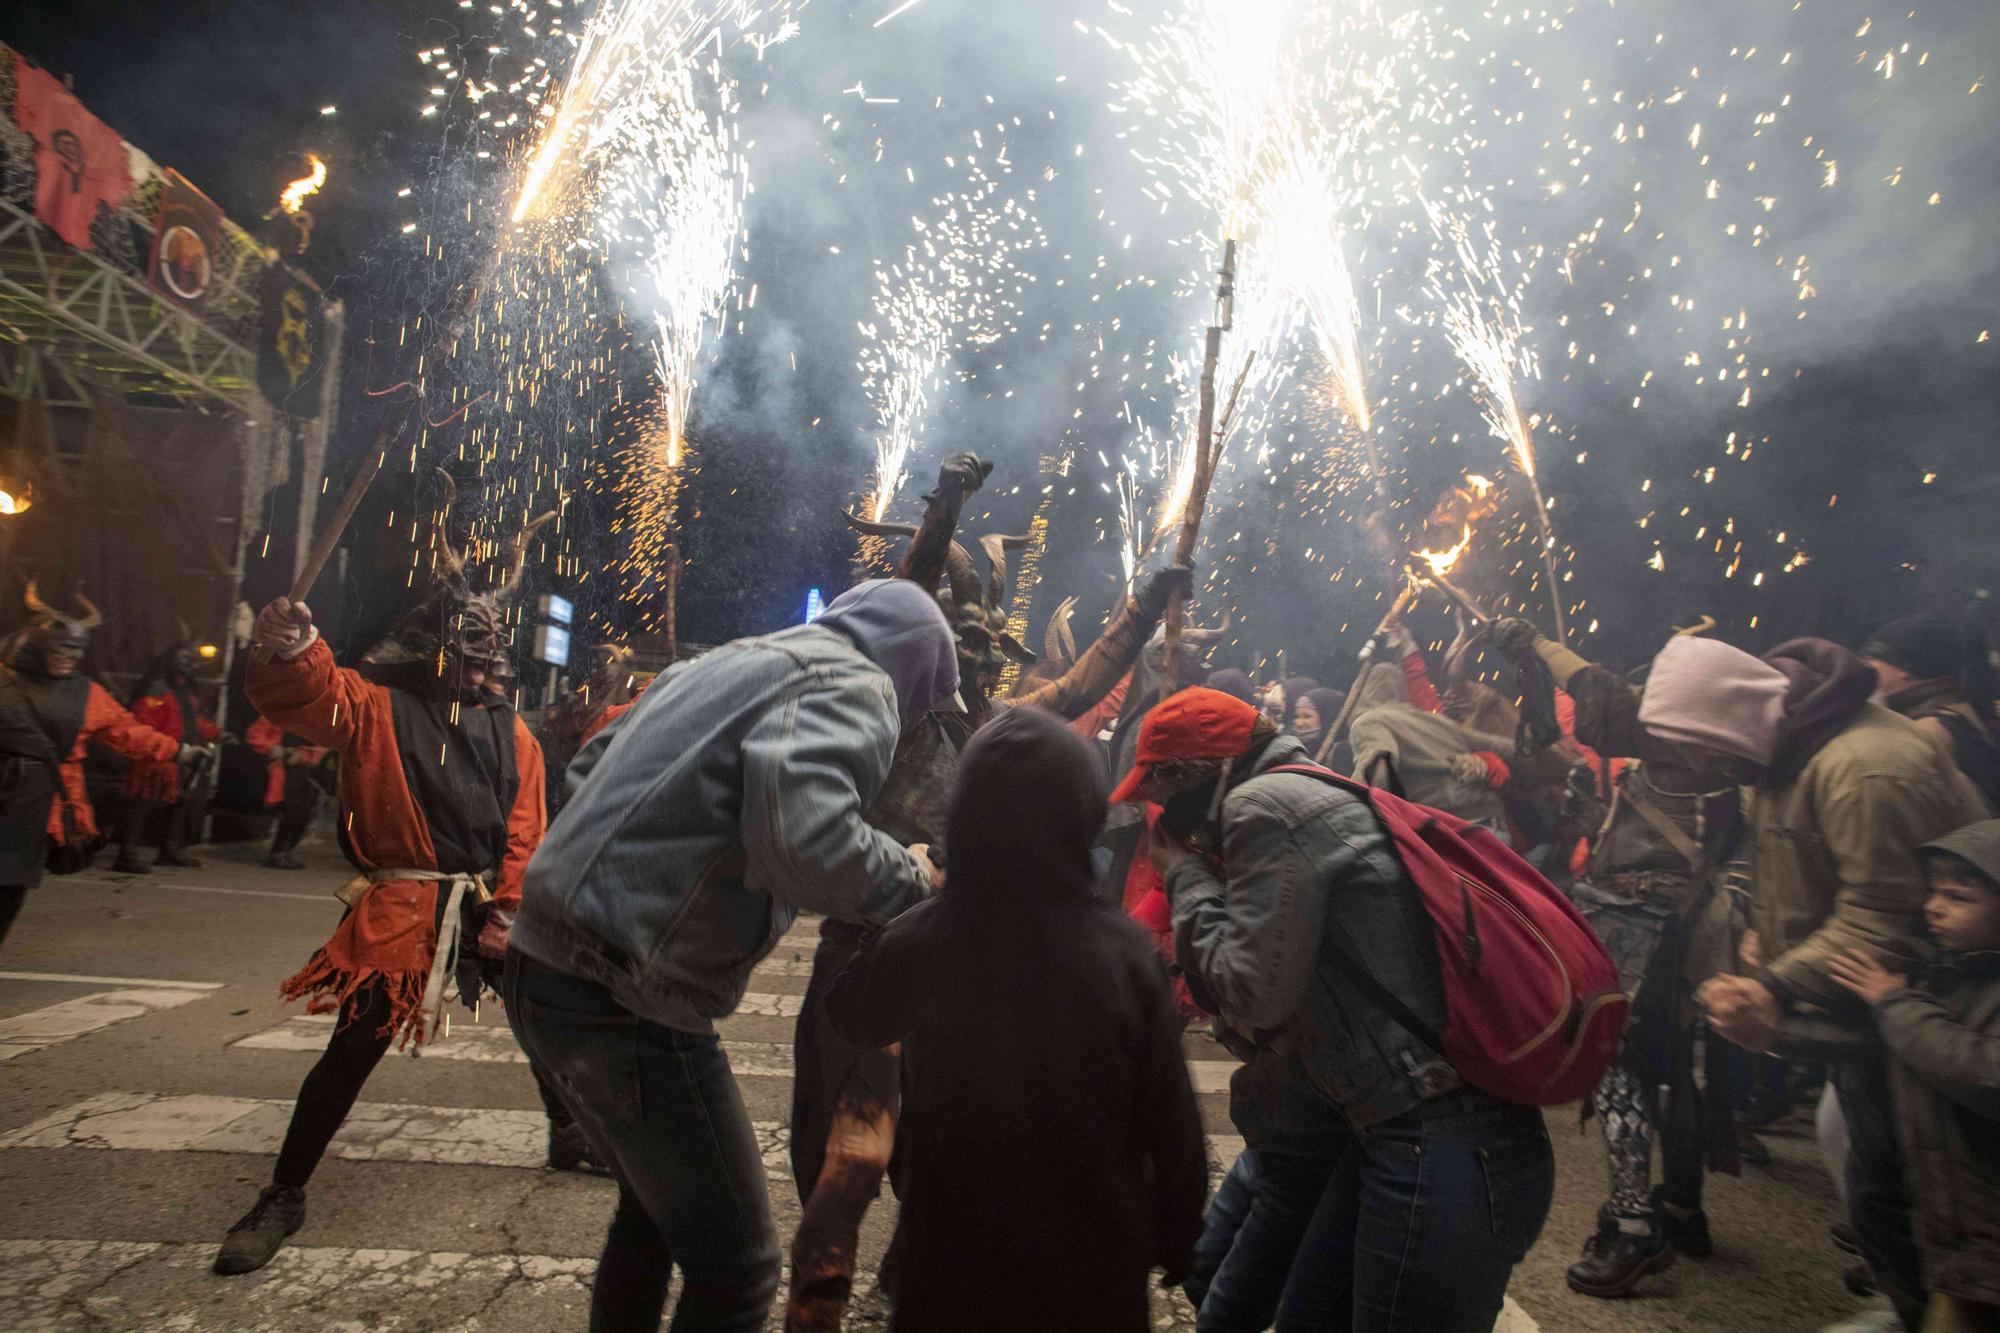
[1629,634,1985,1330]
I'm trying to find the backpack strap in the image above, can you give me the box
[1262,761,1449,1054]
[1614,769,1710,879]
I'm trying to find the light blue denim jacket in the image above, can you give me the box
[511,622,933,1033]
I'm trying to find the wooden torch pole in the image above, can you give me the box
[1161,239,1236,702]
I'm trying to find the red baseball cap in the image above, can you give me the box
[1109,686,1261,804]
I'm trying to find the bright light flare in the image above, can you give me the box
[280,155,328,214]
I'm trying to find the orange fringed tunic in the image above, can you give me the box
[247,639,546,1046]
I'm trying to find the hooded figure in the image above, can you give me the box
[1346,660,1509,833]
[1287,686,1345,757]
[115,641,222,872]
[504,577,950,1331]
[824,706,1207,1330]
[1205,667,1257,705]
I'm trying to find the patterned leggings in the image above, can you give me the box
[1592,1064,1657,1221]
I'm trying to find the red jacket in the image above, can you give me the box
[249,639,546,1045]
[52,683,181,841]
[125,686,218,801]
[245,715,328,807]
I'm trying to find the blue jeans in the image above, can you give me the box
[1188,1149,1339,1332]
[504,952,780,1332]
[1276,1092,1554,1333]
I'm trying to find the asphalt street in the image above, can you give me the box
[0,837,1879,1332]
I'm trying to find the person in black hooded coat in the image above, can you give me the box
[824,705,1207,1331]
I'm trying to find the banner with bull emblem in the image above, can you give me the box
[148,168,226,314]
[256,263,327,419]
[9,54,132,254]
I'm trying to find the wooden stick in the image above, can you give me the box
[1412,565,1491,626]
[1314,583,1417,765]
[291,443,385,604]
[1161,240,1237,701]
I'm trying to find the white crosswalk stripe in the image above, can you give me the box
[0,987,214,1062]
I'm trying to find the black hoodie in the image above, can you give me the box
[825,706,1207,1331]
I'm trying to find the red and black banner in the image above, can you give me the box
[257,264,328,419]
[11,54,132,253]
[148,169,225,314]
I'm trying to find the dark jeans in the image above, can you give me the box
[1275,1092,1554,1333]
[1834,1056,1926,1329]
[1187,1149,1338,1332]
[504,951,780,1333]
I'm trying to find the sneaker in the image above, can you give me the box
[1652,1188,1713,1259]
[1830,1221,1861,1255]
[155,849,203,868]
[547,1125,612,1176]
[1843,1263,1878,1298]
[213,1185,306,1275]
[111,855,151,875]
[263,853,306,871]
[1566,1217,1674,1298]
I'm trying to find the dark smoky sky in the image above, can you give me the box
[6,0,1996,679]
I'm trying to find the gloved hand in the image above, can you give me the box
[1380,624,1418,658]
[1487,617,1541,658]
[1134,564,1196,619]
[176,743,204,765]
[925,452,992,504]
[475,906,515,959]
[254,597,317,659]
[1451,752,1490,786]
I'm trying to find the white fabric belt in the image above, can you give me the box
[335,867,488,1047]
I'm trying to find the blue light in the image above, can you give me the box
[804,588,825,622]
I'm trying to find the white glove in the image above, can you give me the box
[254,597,318,660]
[176,743,203,765]
[1451,752,1490,786]
[1382,625,1418,658]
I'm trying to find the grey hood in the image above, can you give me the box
[818,578,960,727]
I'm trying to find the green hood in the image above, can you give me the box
[1923,818,2000,887]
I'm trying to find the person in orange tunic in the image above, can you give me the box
[0,584,193,948]
[113,641,223,873]
[212,584,547,1275]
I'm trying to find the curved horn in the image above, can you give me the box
[841,510,920,542]
[1041,594,1080,664]
[1181,607,1233,646]
[493,509,558,603]
[432,468,465,581]
[942,541,983,610]
[71,590,103,631]
[22,577,58,622]
[977,532,1034,611]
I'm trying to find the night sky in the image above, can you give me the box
[6,0,1996,682]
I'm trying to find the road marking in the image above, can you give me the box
[0,970,222,991]
[0,1091,1250,1181]
[0,990,213,1062]
[147,882,335,902]
[230,1012,1239,1092]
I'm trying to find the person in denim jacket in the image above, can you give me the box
[1122,686,1555,1333]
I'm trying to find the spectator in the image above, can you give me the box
[825,705,1207,1330]
[243,716,327,870]
[1286,686,1345,759]
[1127,687,1556,1333]
[504,578,955,1331]
[1663,636,1987,1331]
[1861,612,1999,808]
[1828,818,2000,1333]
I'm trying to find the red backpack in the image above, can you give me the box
[1266,763,1625,1107]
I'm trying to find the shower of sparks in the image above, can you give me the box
[511,0,789,224]
[857,143,1044,522]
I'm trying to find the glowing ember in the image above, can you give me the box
[1415,523,1474,576]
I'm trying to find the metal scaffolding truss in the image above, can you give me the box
[0,197,261,416]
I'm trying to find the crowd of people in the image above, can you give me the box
[2,452,1997,1333]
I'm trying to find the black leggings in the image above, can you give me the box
[272,983,398,1189]
[0,884,26,949]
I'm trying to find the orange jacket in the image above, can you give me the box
[50,683,181,842]
[248,639,546,1044]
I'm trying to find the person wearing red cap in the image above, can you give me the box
[1116,687,1555,1333]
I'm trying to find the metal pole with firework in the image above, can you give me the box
[1161,239,1236,701]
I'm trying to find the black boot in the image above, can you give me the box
[155,847,203,868]
[213,1185,307,1274]
[110,854,151,875]
[1566,1211,1675,1298]
[547,1123,611,1176]
[1653,1187,1713,1258]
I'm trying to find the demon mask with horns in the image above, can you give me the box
[5,580,103,678]
[360,471,556,702]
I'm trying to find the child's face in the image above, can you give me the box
[1924,866,2000,954]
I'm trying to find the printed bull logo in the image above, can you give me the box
[157,224,212,301]
[50,129,85,192]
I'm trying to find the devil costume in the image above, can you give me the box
[0,584,186,946]
[116,643,222,871]
[213,501,553,1277]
